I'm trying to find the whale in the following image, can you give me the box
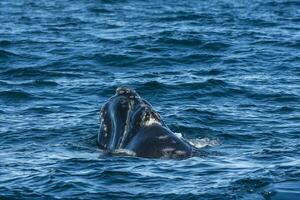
[97,87,195,158]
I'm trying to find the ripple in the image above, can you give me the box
[272,181,300,200]
[232,177,271,193]
[271,106,295,113]
[137,79,229,92]
[1,67,80,79]
[0,40,12,46]
[242,18,279,27]
[157,11,215,23]
[251,147,297,159]
[202,41,230,51]
[21,107,57,114]
[86,53,137,67]
[0,80,10,87]
[0,90,37,102]
[22,80,59,87]
[184,108,216,116]
[180,53,222,63]
[156,37,203,47]
[0,50,18,58]
[263,1,300,7]
[136,81,167,91]
[249,92,300,103]
[218,133,258,141]
[190,69,223,76]
[89,7,112,14]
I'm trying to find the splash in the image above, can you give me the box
[174,132,219,149]
[111,149,137,156]
[188,138,220,149]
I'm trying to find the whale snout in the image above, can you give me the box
[116,86,140,99]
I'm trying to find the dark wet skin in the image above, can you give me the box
[98,87,194,158]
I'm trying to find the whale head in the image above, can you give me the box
[98,87,165,150]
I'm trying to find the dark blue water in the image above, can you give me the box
[1,0,300,199]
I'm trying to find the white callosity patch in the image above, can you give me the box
[103,124,107,132]
[104,131,108,137]
[118,98,134,148]
[175,150,187,156]
[162,147,175,152]
[117,89,125,94]
[144,115,161,126]
[158,135,168,140]
[161,147,175,158]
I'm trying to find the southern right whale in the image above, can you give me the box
[97,87,195,159]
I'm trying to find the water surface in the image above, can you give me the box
[1,0,300,199]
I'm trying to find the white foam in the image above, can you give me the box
[112,149,136,156]
[174,132,183,138]
[188,137,219,149]
[174,132,219,149]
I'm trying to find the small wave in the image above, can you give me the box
[33,80,59,86]
[180,53,222,63]
[93,53,136,65]
[263,1,300,7]
[21,107,57,114]
[134,79,242,99]
[249,92,299,103]
[0,50,18,58]
[232,177,270,193]
[172,79,228,91]
[204,79,228,87]
[219,133,258,141]
[0,40,12,46]
[190,69,223,76]
[251,147,297,159]
[156,37,203,47]
[242,18,278,27]
[0,90,37,101]
[157,12,214,22]
[23,80,59,87]
[136,81,167,91]
[0,80,58,87]
[272,106,295,113]
[202,41,230,51]
[1,67,51,78]
[138,79,228,91]
[272,181,300,200]
[287,42,300,49]
[89,7,112,14]
[1,67,79,79]
[184,108,216,116]
[0,80,10,87]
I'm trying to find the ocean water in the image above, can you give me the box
[1,0,300,199]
